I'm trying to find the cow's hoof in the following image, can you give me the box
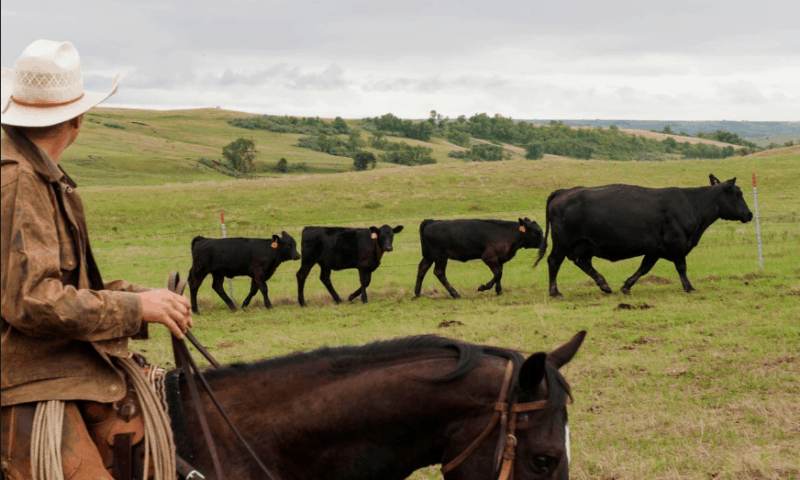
[477,285,488,292]
[550,293,563,299]
[599,284,612,294]
[621,287,631,295]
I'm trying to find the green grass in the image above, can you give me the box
[22,107,800,479]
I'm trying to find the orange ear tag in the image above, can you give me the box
[371,233,378,239]
[271,241,278,249]
[519,226,526,233]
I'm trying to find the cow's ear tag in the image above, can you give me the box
[371,233,378,240]
[519,226,526,233]
[271,241,278,249]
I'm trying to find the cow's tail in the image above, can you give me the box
[533,192,557,269]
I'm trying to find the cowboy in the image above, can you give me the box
[2,40,192,479]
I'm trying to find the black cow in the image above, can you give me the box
[415,218,544,299]
[534,174,753,297]
[296,225,404,306]
[187,232,301,313]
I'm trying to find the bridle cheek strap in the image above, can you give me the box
[441,361,548,478]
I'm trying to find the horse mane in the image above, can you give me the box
[200,334,522,383]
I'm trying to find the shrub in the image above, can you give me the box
[353,152,377,171]
[379,144,436,166]
[525,142,545,160]
[276,158,288,173]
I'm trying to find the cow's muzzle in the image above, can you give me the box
[384,245,393,252]
[743,212,754,223]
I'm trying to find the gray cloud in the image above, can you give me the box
[2,0,798,120]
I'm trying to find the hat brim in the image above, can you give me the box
[1,74,120,128]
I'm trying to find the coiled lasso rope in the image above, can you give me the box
[31,358,177,480]
[31,400,65,480]
[117,355,177,480]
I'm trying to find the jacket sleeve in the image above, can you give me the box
[103,279,152,293]
[1,167,143,341]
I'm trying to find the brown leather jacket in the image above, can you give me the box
[1,136,147,407]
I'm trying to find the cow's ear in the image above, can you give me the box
[519,352,547,394]
[709,174,721,185]
[393,225,404,234]
[519,217,526,226]
[369,226,379,234]
[723,178,736,192]
[272,235,281,243]
[282,230,288,237]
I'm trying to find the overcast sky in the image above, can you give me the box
[2,0,799,121]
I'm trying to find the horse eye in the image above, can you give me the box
[532,455,551,473]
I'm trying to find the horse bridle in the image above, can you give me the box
[167,271,279,480]
[441,360,550,480]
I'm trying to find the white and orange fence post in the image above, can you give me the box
[752,174,763,270]
[221,211,236,300]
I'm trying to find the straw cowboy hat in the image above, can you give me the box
[1,40,120,127]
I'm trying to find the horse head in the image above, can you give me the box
[443,331,586,480]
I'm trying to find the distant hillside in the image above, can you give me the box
[4,107,792,188]
[525,120,800,142]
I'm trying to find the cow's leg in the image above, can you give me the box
[349,270,372,303]
[211,274,237,311]
[478,255,504,295]
[574,256,612,293]
[319,266,342,304]
[256,277,272,309]
[414,257,433,298]
[187,266,207,313]
[348,286,363,302]
[622,255,659,294]
[673,257,695,293]
[242,278,259,308]
[296,263,314,306]
[547,249,566,298]
[433,259,460,299]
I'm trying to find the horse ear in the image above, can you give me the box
[519,352,547,393]
[547,331,587,369]
[393,225,404,234]
[709,174,721,186]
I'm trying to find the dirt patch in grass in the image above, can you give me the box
[438,320,465,328]
[639,275,672,285]
[616,303,654,310]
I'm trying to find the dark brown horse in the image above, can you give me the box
[168,331,586,480]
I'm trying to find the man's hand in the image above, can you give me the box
[139,289,194,338]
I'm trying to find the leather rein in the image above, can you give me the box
[167,271,278,480]
[440,361,549,480]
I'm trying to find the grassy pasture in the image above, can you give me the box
[71,122,800,480]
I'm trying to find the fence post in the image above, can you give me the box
[752,174,763,270]
[220,211,236,301]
